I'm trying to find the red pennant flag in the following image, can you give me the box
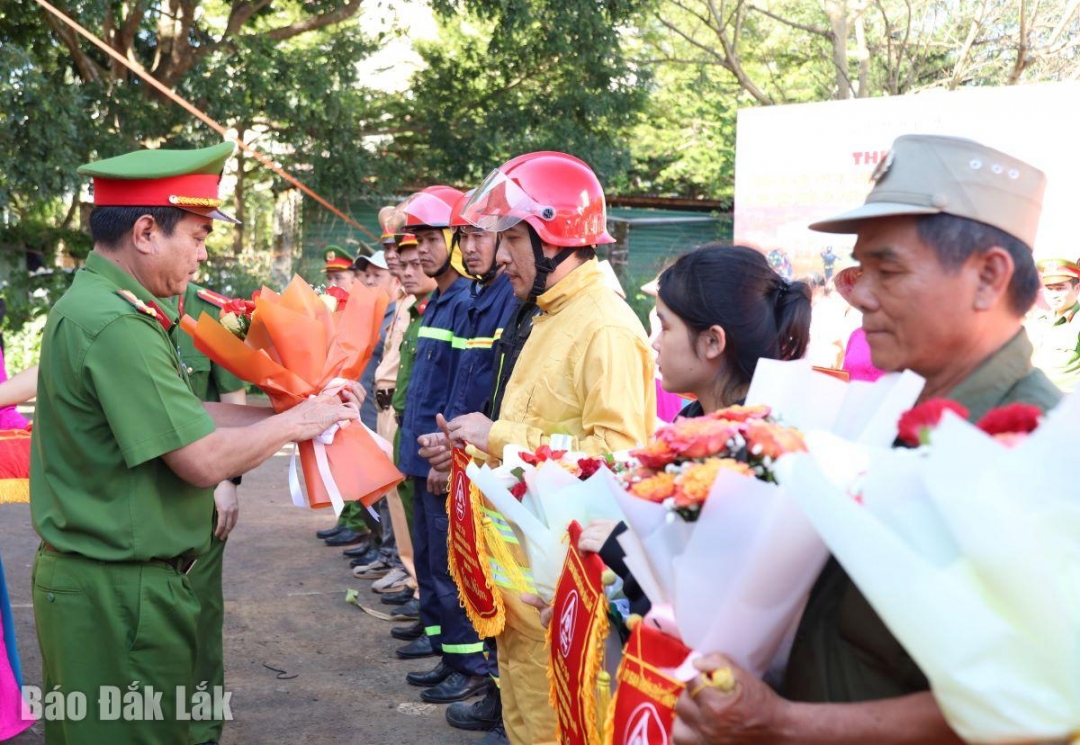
[605,621,691,745]
[549,520,610,745]
[446,447,505,637]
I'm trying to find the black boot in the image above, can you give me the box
[395,635,436,660]
[420,672,489,704]
[315,524,344,539]
[324,528,366,547]
[391,620,424,641]
[445,682,501,731]
[406,660,453,687]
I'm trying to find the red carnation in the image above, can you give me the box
[520,445,567,466]
[325,285,349,310]
[976,403,1041,437]
[897,399,970,446]
[510,481,527,500]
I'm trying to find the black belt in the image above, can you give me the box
[41,543,198,575]
[375,388,395,411]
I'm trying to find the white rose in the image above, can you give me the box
[320,294,338,313]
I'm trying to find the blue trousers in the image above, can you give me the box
[411,477,494,677]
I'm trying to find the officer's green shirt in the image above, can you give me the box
[169,283,246,403]
[31,252,217,562]
[391,293,430,416]
[783,329,1061,703]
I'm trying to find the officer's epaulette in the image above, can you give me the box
[116,290,171,331]
[196,287,230,309]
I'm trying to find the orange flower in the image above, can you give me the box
[629,472,677,502]
[633,439,679,469]
[710,405,771,423]
[674,458,752,506]
[744,421,806,460]
[659,417,740,459]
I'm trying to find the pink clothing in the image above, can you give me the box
[0,349,27,431]
[842,328,885,382]
[0,619,32,741]
[655,379,689,422]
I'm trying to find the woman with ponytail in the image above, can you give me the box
[576,244,814,621]
[651,243,811,416]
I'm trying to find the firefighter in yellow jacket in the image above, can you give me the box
[444,151,656,744]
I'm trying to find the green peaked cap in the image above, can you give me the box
[78,142,236,179]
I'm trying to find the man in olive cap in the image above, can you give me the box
[1028,258,1080,392]
[671,134,1060,745]
[31,142,362,745]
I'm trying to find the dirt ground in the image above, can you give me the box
[1,444,479,745]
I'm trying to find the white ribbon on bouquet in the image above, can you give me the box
[287,377,393,518]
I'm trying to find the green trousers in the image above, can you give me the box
[186,532,225,744]
[33,548,201,745]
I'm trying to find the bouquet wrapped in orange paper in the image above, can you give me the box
[180,276,403,513]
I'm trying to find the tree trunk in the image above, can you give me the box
[272,188,301,287]
[825,0,851,99]
[233,147,246,256]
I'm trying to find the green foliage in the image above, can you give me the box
[400,0,652,186]
[4,313,49,375]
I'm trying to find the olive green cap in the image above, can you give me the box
[810,134,1046,249]
[324,246,354,272]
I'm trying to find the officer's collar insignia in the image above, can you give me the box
[117,290,172,331]
[195,287,229,309]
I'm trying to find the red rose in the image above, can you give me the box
[325,285,349,310]
[976,403,1041,437]
[510,481,527,500]
[577,457,608,480]
[222,298,256,316]
[897,399,970,446]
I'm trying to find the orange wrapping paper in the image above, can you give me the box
[181,276,403,508]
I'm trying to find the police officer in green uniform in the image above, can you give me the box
[670,135,1060,744]
[171,282,247,745]
[31,142,363,745]
[1029,258,1080,392]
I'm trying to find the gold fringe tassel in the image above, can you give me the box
[546,556,611,745]
[445,481,507,638]
[0,479,30,504]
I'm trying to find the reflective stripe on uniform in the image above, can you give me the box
[417,327,453,342]
[425,625,442,636]
[442,642,486,655]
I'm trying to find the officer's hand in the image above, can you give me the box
[445,412,495,453]
[426,467,450,495]
[418,417,453,470]
[672,654,788,745]
[578,519,619,554]
[213,480,239,540]
[286,393,360,442]
[521,593,554,629]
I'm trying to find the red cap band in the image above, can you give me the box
[92,174,221,207]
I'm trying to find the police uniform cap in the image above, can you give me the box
[1037,258,1080,284]
[78,142,239,224]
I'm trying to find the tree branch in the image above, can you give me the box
[263,0,365,41]
[747,3,832,36]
